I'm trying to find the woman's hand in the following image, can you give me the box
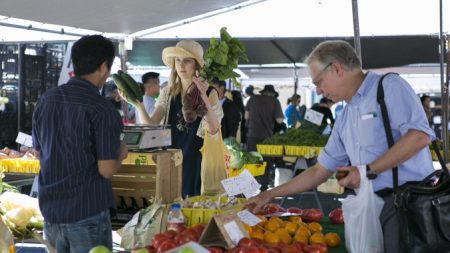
[117,89,139,107]
[193,76,211,107]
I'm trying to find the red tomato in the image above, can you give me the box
[303,243,327,253]
[252,238,264,244]
[238,238,256,247]
[256,247,269,253]
[192,223,206,238]
[312,243,327,253]
[328,208,344,224]
[287,207,303,215]
[163,230,177,239]
[291,242,306,251]
[208,247,224,253]
[239,246,260,253]
[176,233,197,245]
[301,209,323,223]
[152,234,168,249]
[156,240,178,253]
[145,245,156,253]
[281,245,301,253]
[180,228,199,240]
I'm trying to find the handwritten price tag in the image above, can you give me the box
[223,221,245,245]
[237,210,262,227]
[16,132,33,147]
[221,170,261,197]
[305,109,324,126]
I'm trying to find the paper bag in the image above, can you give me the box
[200,129,229,195]
[118,204,168,249]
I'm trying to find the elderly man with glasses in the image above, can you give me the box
[246,40,435,253]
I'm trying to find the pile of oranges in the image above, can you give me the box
[243,215,341,248]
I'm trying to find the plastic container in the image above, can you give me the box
[167,203,185,232]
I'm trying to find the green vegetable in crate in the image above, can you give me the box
[262,128,329,146]
[200,27,248,87]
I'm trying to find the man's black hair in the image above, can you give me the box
[71,35,115,76]
[211,77,226,88]
[142,72,160,83]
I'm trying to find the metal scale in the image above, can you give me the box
[121,124,172,151]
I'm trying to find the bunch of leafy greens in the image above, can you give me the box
[262,128,330,146]
[200,27,248,87]
[224,138,263,169]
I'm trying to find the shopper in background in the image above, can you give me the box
[243,85,254,105]
[32,35,128,253]
[246,40,434,253]
[284,94,302,128]
[231,90,247,145]
[211,78,241,140]
[311,97,335,129]
[245,84,284,191]
[135,72,160,124]
[124,40,222,197]
[420,94,432,126]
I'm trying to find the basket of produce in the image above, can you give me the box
[261,128,329,157]
[256,144,284,156]
[0,147,40,174]
[229,162,267,178]
[181,196,245,226]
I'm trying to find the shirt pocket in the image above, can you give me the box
[357,114,379,148]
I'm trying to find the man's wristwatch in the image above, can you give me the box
[366,164,378,180]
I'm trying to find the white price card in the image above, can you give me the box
[304,109,324,126]
[16,132,33,147]
[223,221,245,245]
[221,169,261,197]
[237,210,262,227]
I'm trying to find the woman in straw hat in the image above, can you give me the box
[125,40,223,197]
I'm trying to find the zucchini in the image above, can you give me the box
[120,72,143,102]
[112,73,137,102]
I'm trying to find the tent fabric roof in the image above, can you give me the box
[0,0,249,34]
[128,35,440,69]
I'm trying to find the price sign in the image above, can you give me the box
[237,210,262,227]
[221,170,261,197]
[305,109,324,126]
[16,132,33,147]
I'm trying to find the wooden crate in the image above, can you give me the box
[111,149,182,209]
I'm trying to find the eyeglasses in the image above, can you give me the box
[312,62,333,87]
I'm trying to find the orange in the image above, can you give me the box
[308,222,322,233]
[264,219,280,232]
[285,222,299,236]
[325,232,341,248]
[243,223,252,234]
[293,233,309,244]
[264,231,280,245]
[274,228,292,245]
[309,232,326,244]
[269,216,284,227]
[252,226,264,234]
[288,216,302,223]
[250,230,265,241]
[295,226,311,238]
[256,215,267,227]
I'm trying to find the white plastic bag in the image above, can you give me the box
[341,165,385,253]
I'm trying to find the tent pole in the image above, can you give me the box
[439,0,448,163]
[270,40,298,94]
[351,0,362,62]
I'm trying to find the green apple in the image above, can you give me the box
[180,247,196,253]
[89,245,111,253]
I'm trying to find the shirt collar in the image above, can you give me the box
[69,77,101,95]
[350,71,375,104]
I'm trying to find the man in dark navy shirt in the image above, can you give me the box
[32,35,128,253]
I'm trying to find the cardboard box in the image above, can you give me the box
[111,149,182,208]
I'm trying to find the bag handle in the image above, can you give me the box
[376,73,448,192]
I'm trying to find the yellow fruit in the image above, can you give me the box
[309,232,326,244]
[295,226,311,238]
[256,215,267,227]
[264,220,280,232]
[325,232,341,248]
[308,222,322,233]
[293,233,309,244]
[275,228,292,245]
[264,231,280,245]
[243,223,252,234]
[250,230,265,241]
[288,216,302,223]
[285,222,299,235]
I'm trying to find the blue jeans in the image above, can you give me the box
[44,210,112,253]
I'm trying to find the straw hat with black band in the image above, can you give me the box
[162,40,204,67]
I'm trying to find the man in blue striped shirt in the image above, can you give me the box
[32,35,128,253]
[246,40,434,253]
